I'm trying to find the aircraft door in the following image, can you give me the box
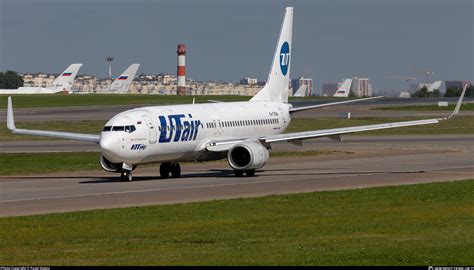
[216,120,223,136]
[142,115,157,144]
[212,120,224,136]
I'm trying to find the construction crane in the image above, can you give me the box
[388,76,417,91]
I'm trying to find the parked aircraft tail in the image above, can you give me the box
[49,64,83,92]
[428,81,442,92]
[108,64,140,93]
[293,84,308,97]
[333,79,352,97]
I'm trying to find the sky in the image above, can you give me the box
[0,0,472,94]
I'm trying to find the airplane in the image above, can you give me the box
[333,78,352,97]
[293,84,308,97]
[6,7,467,182]
[0,64,83,94]
[95,64,140,93]
[428,81,442,92]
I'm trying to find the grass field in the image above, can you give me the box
[0,94,359,108]
[0,152,101,175]
[0,150,338,176]
[0,94,249,108]
[374,103,474,111]
[0,180,472,265]
[1,116,473,141]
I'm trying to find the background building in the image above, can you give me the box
[323,77,373,97]
[445,80,470,92]
[240,77,258,85]
[348,77,372,97]
[21,73,56,87]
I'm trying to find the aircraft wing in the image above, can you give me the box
[260,118,438,144]
[207,84,467,151]
[289,96,383,113]
[7,97,100,143]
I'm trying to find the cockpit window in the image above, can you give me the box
[125,125,136,133]
[103,125,136,133]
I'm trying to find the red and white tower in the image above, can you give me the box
[177,44,186,95]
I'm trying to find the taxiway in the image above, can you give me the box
[1,135,472,217]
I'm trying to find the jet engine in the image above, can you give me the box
[100,154,122,172]
[228,142,269,170]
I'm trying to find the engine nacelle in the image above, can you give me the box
[100,154,122,172]
[228,142,269,170]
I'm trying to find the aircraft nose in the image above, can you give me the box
[100,133,122,162]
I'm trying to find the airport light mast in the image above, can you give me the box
[106,56,114,81]
[425,71,433,84]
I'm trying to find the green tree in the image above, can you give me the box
[444,87,461,97]
[444,84,473,98]
[412,85,429,98]
[0,70,24,89]
[431,89,441,98]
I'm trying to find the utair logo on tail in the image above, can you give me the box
[158,114,201,143]
[279,41,290,76]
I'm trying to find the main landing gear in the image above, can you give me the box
[160,162,181,179]
[234,169,255,177]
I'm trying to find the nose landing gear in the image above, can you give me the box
[120,170,133,182]
[160,162,181,179]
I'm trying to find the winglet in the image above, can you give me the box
[7,96,16,131]
[440,83,468,120]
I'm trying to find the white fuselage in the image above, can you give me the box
[0,86,66,94]
[100,101,292,165]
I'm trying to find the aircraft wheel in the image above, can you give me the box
[170,163,181,178]
[234,170,244,177]
[121,170,133,182]
[160,163,171,179]
[245,169,255,177]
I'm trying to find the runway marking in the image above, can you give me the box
[0,171,403,203]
